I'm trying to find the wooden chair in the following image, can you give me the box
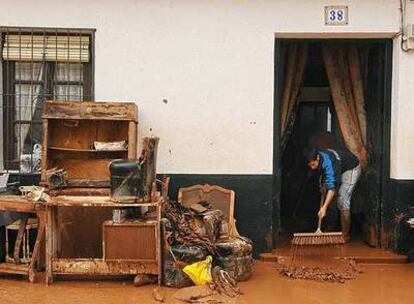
[6,217,39,264]
[178,184,239,236]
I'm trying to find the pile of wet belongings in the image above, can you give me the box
[162,200,254,288]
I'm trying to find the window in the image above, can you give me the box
[1,27,95,172]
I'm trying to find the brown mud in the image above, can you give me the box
[0,261,413,304]
[276,243,362,283]
[277,257,361,283]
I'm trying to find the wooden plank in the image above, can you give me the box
[161,177,170,200]
[0,263,29,275]
[0,197,45,212]
[52,259,158,275]
[43,101,138,121]
[48,187,110,197]
[103,221,158,261]
[48,147,128,152]
[0,195,40,204]
[157,204,162,286]
[14,214,29,264]
[65,180,110,188]
[46,206,58,284]
[128,121,137,159]
[48,195,159,207]
[29,211,46,282]
[109,195,159,204]
[49,159,111,180]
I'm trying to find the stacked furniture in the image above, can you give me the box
[162,184,254,287]
[41,101,162,284]
[178,184,254,282]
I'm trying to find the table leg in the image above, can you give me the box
[14,214,29,264]
[46,206,57,285]
[29,211,46,283]
[3,226,8,263]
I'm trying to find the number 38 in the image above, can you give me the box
[330,10,344,21]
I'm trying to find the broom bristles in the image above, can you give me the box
[291,231,345,245]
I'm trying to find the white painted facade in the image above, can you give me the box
[0,0,413,179]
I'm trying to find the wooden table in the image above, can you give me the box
[0,195,46,283]
[45,195,162,284]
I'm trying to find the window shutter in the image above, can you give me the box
[2,35,90,62]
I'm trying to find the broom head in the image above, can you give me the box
[291,231,345,246]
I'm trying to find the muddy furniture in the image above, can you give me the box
[176,184,255,281]
[178,184,239,236]
[45,196,163,284]
[0,196,46,282]
[6,218,39,264]
[41,100,138,191]
[103,221,158,260]
[109,159,145,202]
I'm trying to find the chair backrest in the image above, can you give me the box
[178,184,235,222]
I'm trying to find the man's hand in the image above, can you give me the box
[318,207,327,219]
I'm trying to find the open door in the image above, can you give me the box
[273,39,392,250]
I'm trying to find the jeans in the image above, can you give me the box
[337,165,361,211]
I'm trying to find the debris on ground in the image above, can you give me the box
[172,265,241,303]
[173,285,213,302]
[276,258,362,283]
[133,274,158,286]
[173,284,238,304]
[210,266,241,298]
[152,288,165,302]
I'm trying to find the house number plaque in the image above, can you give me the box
[324,6,349,26]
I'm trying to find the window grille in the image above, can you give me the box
[0,27,95,173]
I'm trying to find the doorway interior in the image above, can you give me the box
[272,39,393,254]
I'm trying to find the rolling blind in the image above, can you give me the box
[2,34,90,62]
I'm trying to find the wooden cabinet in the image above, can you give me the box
[45,197,162,284]
[41,101,138,188]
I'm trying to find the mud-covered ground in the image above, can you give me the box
[0,261,413,304]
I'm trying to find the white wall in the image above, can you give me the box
[2,0,411,178]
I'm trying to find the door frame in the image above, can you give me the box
[272,38,393,249]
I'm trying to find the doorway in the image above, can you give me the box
[272,39,392,251]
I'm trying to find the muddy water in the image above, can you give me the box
[0,261,413,304]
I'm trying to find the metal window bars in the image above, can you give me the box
[0,27,95,173]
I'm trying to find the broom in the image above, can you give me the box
[291,192,345,246]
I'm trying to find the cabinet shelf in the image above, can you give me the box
[48,147,128,152]
[42,100,137,185]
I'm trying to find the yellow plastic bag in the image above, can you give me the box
[183,256,213,285]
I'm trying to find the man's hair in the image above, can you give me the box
[306,149,319,163]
